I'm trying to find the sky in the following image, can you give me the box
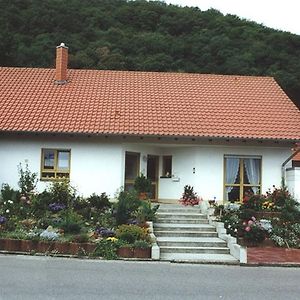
[164,0,300,35]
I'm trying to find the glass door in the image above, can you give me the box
[147,155,159,200]
[124,152,140,191]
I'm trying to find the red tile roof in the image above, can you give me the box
[0,67,299,141]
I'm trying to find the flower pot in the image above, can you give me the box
[133,247,151,258]
[117,247,134,258]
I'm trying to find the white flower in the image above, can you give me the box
[91,217,94,220]
[8,200,13,204]
[5,209,9,213]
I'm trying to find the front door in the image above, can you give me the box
[147,155,159,200]
[124,152,140,191]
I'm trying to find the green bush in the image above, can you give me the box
[48,180,76,207]
[116,224,148,244]
[88,193,111,210]
[133,239,151,249]
[18,163,38,196]
[114,190,141,225]
[134,201,159,223]
[133,174,152,194]
[239,208,256,221]
[59,210,83,234]
[93,239,118,259]
[0,184,19,202]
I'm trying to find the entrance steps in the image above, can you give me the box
[154,204,238,263]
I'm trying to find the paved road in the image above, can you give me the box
[0,255,299,300]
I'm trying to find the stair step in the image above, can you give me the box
[158,208,202,213]
[157,237,226,248]
[154,223,216,232]
[156,219,209,224]
[160,246,230,254]
[156,212,207,219]
[160,253,238,263]
[154,231,218,237]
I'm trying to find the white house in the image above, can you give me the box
[0,43,299,202]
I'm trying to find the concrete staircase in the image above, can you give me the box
[154,204,238,263]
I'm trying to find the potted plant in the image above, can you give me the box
[134,174,152,200]
[179,185,202,206]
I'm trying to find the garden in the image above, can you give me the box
[0,164,159,259]
[216,186,300,248]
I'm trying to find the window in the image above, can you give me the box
[162,156,172,178]
[124,152,140,191]
[41,149,71,180]
[224,156,261,202]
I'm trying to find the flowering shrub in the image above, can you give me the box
[179,185,202,206]
[95,227,115,238]
[271,223,300,248]
[40,226,60,241]
[48,203,66,212]
[242,193,265,211]
[0,216,7,225]
[266,186,292,207]
[242,217,266,244]
[221,213,240,237]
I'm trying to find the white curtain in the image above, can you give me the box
[225,158,240,200]
[244,158,260,194]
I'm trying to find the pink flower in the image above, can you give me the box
[245,226,251,232]
[251,216,256,221]
[248,220,254,225]
[242,221,246,226]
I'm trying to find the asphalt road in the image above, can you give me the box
[0,255,299,300]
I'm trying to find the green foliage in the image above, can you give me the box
[116,224,148,244]
[241,194,265,211]
[134,201,159,223]
[220,212,240,237]
[271,223,300,248]
[133,239,151,249]
[0,184,19,202]
[133,174,152,194]
[114,190,141,225]
[0,0,299,107]
[87,193,111,210]
[243,220,266,245]
[48,180,76,207]
[18,163,38,196]
[93,239,118,259]
[59,210,83,234]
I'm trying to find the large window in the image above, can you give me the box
[41,149,71,180]
[224,156,261,202]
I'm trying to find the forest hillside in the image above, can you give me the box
[1,0,300,107]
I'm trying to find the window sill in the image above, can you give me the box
[160,176,172,179]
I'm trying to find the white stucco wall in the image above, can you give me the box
[0,134,294,201]
[0,135,124,197]
[286,168,300,201]
[157,145,291,202]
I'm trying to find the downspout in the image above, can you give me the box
[281,147,300,186]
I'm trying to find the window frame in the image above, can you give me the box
[223,155,262,202]
[40,148,71,181]
[161,155,172,178]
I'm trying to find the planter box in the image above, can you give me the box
[37,241,53,253]
[82,243,96,255]
[255,212,281,219]
[69,243,80,255]
[117,247,134,258]
[237,237,275,248]
[133,248,151,258]
[20,240,32,252]
[5,239,22,252]
[53,242,70,254]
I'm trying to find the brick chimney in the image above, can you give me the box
[55,43,68,84]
